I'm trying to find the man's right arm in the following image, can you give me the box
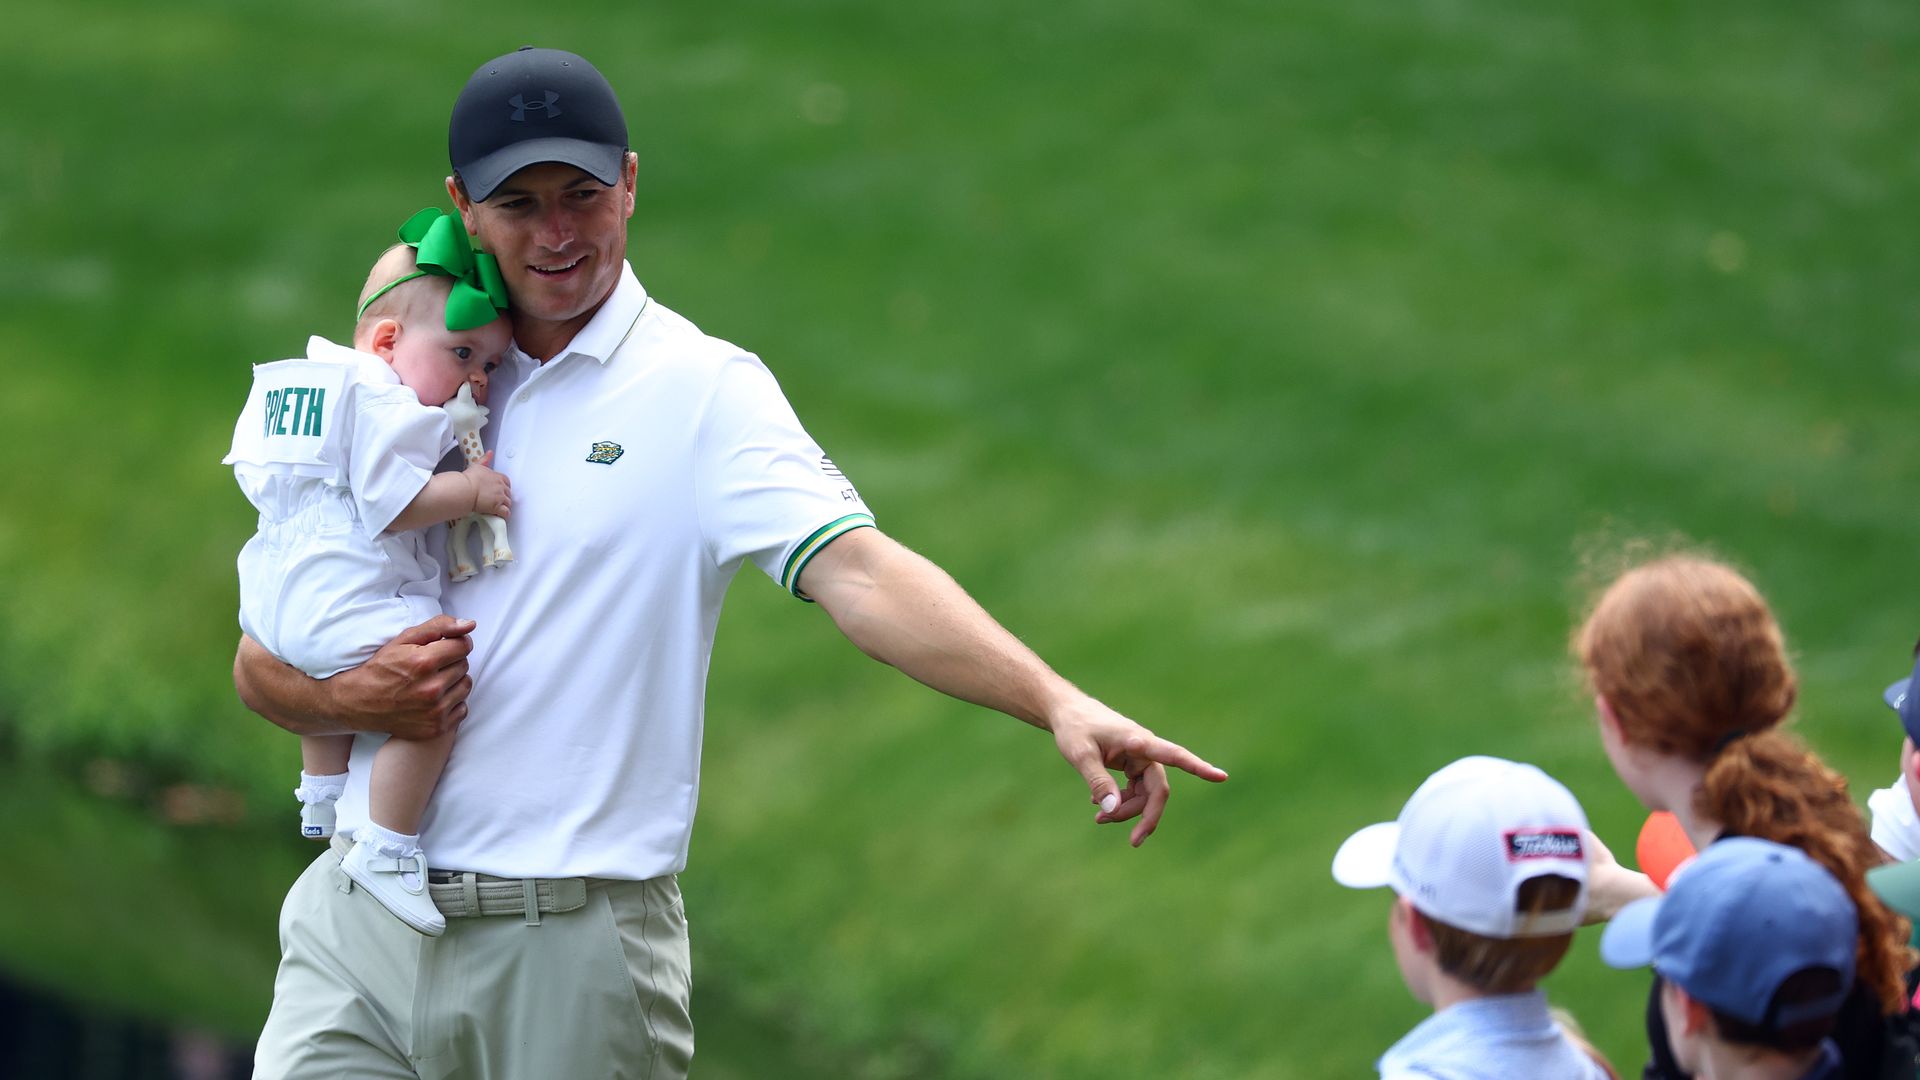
[233,616,476,741]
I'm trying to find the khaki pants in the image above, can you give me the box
[253,845,693,1079]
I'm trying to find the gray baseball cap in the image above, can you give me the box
[449,47,629,203]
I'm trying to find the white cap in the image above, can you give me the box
[1332,756,1591,937]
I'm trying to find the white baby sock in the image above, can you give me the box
[358,822,427,890]
[296,771,347,804]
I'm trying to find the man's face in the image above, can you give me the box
[450,155,637,338]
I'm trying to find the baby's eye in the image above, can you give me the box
[483,360,500,374]
[454,347,473,360]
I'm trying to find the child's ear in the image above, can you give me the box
[1595,695,1623,740]
[1677,988,1713,1037]
[1399,898,1435,953]
[367,318,402,362]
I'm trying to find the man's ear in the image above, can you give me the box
[447,175,477,233]
[620,151,638,220]
[367,318,402,363]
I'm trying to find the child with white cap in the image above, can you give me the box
[1333,755,1612,1079]
[1601,837,1857,1080]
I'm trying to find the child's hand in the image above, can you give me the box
[466,452,512,519]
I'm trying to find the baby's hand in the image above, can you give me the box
[466,454,512,519]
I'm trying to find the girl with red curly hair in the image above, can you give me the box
[1576,554,1916,1078]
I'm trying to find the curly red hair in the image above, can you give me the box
[1576,555,1912,1015]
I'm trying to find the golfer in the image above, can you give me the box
[236,46,1227,1079]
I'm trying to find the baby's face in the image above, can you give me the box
[388,314,512,407]
[466,362,494,407]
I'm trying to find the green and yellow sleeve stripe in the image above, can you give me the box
[781,513,877,600]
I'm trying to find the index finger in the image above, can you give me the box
[389,615,476,648]
[416,630,475,672]
[1113,733,1228,783]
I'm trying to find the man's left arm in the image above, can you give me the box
[798,526,1228,846]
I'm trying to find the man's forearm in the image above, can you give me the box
[804,531,1074,729]
[234,635,357,736]
[802,527,1227,846]
[233,618,475,743]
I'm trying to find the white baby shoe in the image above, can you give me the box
[294,774,345,840]
[341,837,446,937]
[299,799,336,840]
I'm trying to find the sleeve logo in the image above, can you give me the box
[586,441,625,465]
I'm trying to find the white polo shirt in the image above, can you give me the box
[331,263,874,878]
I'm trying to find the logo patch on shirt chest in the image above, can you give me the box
[586,441,625,465]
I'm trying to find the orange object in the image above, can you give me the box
[1636,811,1697,891]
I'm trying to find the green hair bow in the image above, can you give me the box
[356,208,509,331]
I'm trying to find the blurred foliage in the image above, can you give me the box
[5,0,1920,1075]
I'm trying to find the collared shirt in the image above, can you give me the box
[1378,991,1609,1080]
[1797,1040,1844,1080]
[331,263,874,879]
[1869,774,1920,863]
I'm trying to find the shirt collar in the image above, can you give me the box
[306,334,397,385]
[1379,991,1558,1072]
[509,261,649,369]
[1798,1040,1842,1080]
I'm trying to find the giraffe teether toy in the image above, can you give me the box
[444,382,512,582]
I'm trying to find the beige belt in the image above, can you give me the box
[329,834,590,923]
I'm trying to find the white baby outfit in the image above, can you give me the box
[224,335,455,678]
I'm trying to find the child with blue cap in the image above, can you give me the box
[1602,837,1857,1079]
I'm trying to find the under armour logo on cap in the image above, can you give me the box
[509,90,562,121]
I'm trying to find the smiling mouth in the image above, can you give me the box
[530,256,586,277]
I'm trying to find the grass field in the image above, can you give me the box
[6,1,1920,1074]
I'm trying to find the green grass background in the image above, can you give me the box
[4,1,1919,1074]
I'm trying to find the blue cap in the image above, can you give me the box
[1600,838,1856,1029]
[1885,652,1920,745]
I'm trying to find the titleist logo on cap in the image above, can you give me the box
[1504,829,1582,862]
